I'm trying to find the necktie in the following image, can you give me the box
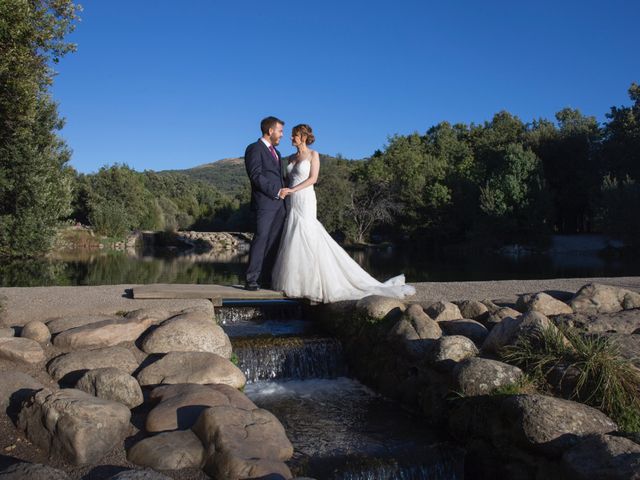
[268,145,278,163]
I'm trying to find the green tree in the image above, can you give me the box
[0,0,81,257]
[601,83,640,181]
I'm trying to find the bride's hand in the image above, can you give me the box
[278,188,292,199]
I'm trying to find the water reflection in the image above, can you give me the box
[1,244,639,287]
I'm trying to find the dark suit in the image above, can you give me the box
[244,139,287,286]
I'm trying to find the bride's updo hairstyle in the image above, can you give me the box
[292,124,315,145]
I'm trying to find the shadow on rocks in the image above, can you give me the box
[81,465,130,480]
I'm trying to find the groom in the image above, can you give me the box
[243,116,287,291]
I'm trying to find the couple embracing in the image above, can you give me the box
[243,116,415,303]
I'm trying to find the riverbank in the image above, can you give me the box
[2,277,640,326]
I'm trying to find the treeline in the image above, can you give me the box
[314,84,640,248]
[71,167,244,237]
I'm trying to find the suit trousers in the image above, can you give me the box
[245,204,286,285]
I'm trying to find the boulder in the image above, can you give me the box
[452,357,523,396]
[75,367,143,409]
[127,430,205,470]
[425,301,463,321]
[0,462,70,480]
[46,314,122,335]
[53,315,158,350]
[517,292,573,316]
[456,300,489,321]
[438,319,488,346]
[0,337,45,364]
[428,335,478,371]
[450,394,617,457]
[482,306,521,330]
[47,346,139,384]
[192,405,293,479]
[562,434,640,480]
[124,308,171,324]
[137,351,245,389]
[141,311,232,358]
[482,311,563,353]
[146,383,256,433]
[596,333,640,369]
[107,470,173,480]
[355,295,406,321]
[553,309,640,334]
[208,452,292,480]
[0,327,15,338]
[570,283,640,314]
[20,321,51,344]
[387,304,441,359]
[17,388,131,464]
[0,371,44,413]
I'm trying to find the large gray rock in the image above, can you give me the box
[107,470,173,480]
[124,308,171,324]
[356,295,406,321]
[20,321,51,344]
[0,337,45,364]
[387,304,441,359]
[504,395,618,456]
[127,430,205,470]
[456,300,489,321]
[17,388,131,464]
[597,333,640,369]
[451,394,617,457]
[570,283,640,314]
[482,311,563,353]
[0,371,44,412]
[141,311,232,358]
[47,346,139,384]
[192,405,293,479]
[426,301,463,321]
[452,357,523,396]
[517,292,574,316]
[438,319,488,346]
[554,309,640,334]
[0,462,70,480]
[428,335,478,371]
[53,315,158,350]
[208,452,292,480]
[137,351,245,388]
[46,314,122,335]
[146,383,256,433]
[0,327,15,338]
[482,306,521,330]
[75,367,143,408]
[562,434,640,480]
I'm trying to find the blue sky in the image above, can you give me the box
[52,0,640,173]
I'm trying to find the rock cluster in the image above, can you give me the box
[0,305,293,479]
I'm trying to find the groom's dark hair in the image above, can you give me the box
[261,116,285,135]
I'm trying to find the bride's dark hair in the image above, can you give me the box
[292,124,315,145]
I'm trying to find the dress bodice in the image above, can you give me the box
[287,159,311,188]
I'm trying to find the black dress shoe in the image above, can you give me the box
[245,283,260,291]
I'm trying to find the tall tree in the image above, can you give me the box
[0,0,81,257]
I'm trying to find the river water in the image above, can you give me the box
[1,235,638,287]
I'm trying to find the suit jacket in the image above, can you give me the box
[244,139,286,211]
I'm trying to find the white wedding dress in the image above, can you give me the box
[272,158,416,303]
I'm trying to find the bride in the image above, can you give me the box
[271,124,416,303]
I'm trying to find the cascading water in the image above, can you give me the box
[216,301,464,480]
[233,336,347,382]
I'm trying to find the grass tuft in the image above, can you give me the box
[500,325,640,432]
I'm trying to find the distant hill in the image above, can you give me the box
[160,154,355,198]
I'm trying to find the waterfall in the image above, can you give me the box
[233,336,347,383]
